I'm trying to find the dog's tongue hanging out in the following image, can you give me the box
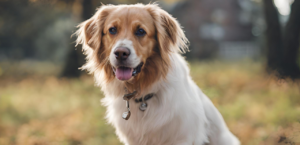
[116,67,133,80]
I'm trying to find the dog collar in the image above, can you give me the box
[134,93,154,103]
[122,90,155,120]
[135,93,154,111]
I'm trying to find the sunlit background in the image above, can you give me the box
[0,0,300,144]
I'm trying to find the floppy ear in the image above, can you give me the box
[146,4,189,65]
[74,5,115,78]
[146,4,189,52]
[75,5,112,51]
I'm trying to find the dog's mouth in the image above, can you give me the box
[112,62,144,81]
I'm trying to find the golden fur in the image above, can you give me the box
[75,4,188,93]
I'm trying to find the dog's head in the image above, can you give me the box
[76,4,188,89]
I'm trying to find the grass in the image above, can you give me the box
[0,60,300,145]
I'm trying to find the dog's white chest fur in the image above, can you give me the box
[101,54,239,145]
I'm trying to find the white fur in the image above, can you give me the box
[99,53,240,145]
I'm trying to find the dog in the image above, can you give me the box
[75,3,240,145]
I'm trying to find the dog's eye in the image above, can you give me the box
[135,28,146,36]
[109,27,117,35]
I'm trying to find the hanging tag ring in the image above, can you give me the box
[139,95,148,111]
[122,100,131,120]
[122,91,137,120]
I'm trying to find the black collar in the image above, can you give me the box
[134,93,154,103]
[122,91,155,120]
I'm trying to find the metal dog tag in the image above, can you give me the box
[122,91,137,120]
[139,102,147,111]
[122,110,131,120]
[122,96,132,120]
[123,100,131,120]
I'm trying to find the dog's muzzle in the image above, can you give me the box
[112,62,144,81]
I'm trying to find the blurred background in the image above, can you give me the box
[0,0,299,144]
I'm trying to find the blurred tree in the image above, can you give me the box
[0,0,64,59]
[0,0,77,63]
[282,0,300,78]
[263,0,300,79]
[61,0,96,77]
[263,0,283,70]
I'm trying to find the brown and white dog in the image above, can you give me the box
[75,3,240,145]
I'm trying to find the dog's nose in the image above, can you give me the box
[114,47,130,60]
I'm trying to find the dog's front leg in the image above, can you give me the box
[199,90,240,145]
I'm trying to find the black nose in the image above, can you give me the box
[114,47,130,60]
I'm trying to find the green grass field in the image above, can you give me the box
[0,60,299,145]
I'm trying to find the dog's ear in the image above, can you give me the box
[146,4,189,65]
[75,5,112,50]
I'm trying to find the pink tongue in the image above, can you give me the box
[116,67,133,80]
